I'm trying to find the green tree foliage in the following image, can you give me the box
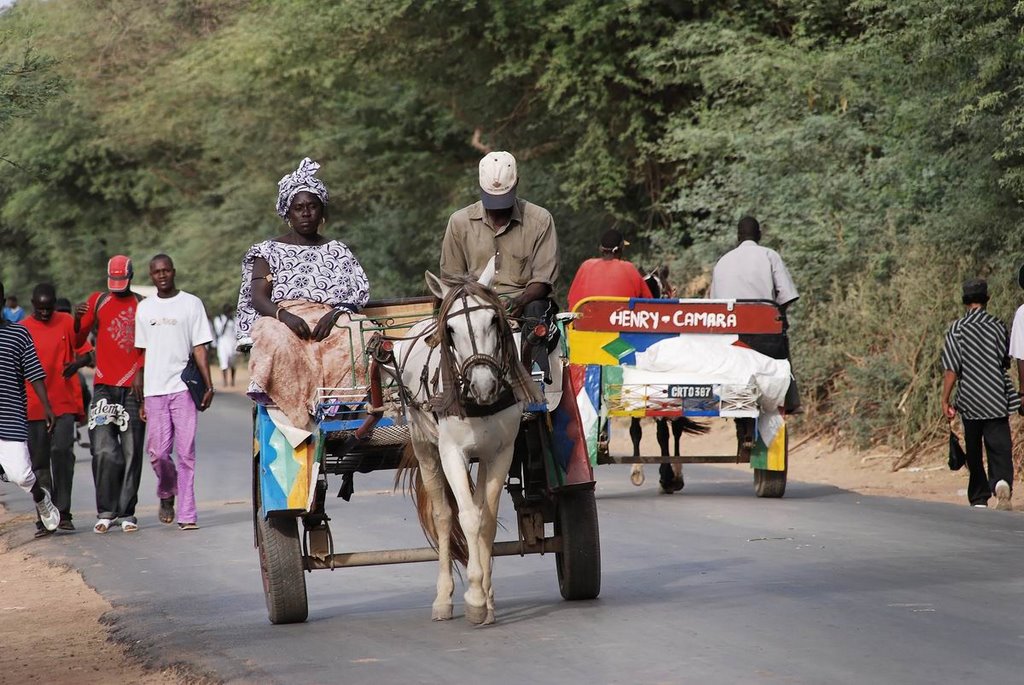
[1,0,1022,460]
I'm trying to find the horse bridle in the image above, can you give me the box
[444,292,510,401]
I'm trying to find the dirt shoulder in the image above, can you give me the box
[0,512,187,685]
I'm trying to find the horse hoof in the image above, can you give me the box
[630,470,645,487]
[465,604,488,625]
[672,477,685,492]
[432,604,454,621]
[659,482,674,494]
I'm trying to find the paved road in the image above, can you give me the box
[4,392,1023,684]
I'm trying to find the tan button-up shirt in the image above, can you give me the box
[440,199,560,299]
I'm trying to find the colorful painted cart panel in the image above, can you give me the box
[564,297,791,475]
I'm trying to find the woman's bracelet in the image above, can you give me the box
[275,307,285,321]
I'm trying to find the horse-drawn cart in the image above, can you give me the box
[252,295,601,625]
[564,296,792,498]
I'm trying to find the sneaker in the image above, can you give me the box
[34,527,54,539]
[35,490,60,531]
[93,518,113,534]
[57,519,75,531]
[994,480,1012,511]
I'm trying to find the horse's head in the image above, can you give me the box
[426,271,508,407]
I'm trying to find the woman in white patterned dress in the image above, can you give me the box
[236,158,370,429]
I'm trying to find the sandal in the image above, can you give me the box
[178,522,199,531]
[121,520,139,533]
[159,498,175,525]
[93,518,112,534]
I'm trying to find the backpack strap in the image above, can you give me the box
[92,291,143,336]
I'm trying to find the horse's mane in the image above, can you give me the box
[431,275,543,418]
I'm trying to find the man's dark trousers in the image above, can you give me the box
[962,417,1013,506]
[90,384,146,523]
[28,414,76,522]
[522,298,559,379]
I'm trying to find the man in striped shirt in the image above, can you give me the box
[0,279,61,533]
[941,278,1020,510]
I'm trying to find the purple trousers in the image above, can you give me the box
[145,390,198,524]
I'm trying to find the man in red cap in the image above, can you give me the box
[74,255,146,533]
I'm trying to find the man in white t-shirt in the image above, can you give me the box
[1011,264,1024,406]
[134,254,214,531]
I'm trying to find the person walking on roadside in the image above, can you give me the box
[4,295,27,323]
[1010,264,1024,401]
[941,278,1021,510]
[212,304,237,388]
[566,229,652,311]
[75,256,146,534]
[0,279,61,535]
[134,254,214,531]
[21,284,93,535]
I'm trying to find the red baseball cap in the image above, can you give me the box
[107,255,133,292]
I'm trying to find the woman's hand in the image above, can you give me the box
[280,310,312,339]
[311,309,342,342]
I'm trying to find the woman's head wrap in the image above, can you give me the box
[276,157,329,218]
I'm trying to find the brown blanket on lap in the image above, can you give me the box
[248,299,365,428]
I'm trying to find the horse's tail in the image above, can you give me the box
[676,417,710,435]
[394,443,470,568]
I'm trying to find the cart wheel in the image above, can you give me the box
[555,489,601,600]
[255,480,308,624]
[753,431,788,498]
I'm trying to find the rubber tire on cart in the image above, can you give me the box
[255,483,308,624]
[554,489,601,600]
[753,432,788,498]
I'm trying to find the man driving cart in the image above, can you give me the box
[440,151,560,381]
[710,215,801,459]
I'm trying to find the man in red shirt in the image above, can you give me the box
[567,229,652,310]
[22,284,93,536]
[75,256,146,534]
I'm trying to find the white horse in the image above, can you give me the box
[391,270,542,625]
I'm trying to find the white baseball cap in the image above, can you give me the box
[478,151,518,210]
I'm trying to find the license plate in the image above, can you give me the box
[667,384,714,400]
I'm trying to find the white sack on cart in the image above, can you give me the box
[633,335,791,413]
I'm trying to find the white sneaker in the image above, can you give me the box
[35,490,60,531]
[994,480,1012,511]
